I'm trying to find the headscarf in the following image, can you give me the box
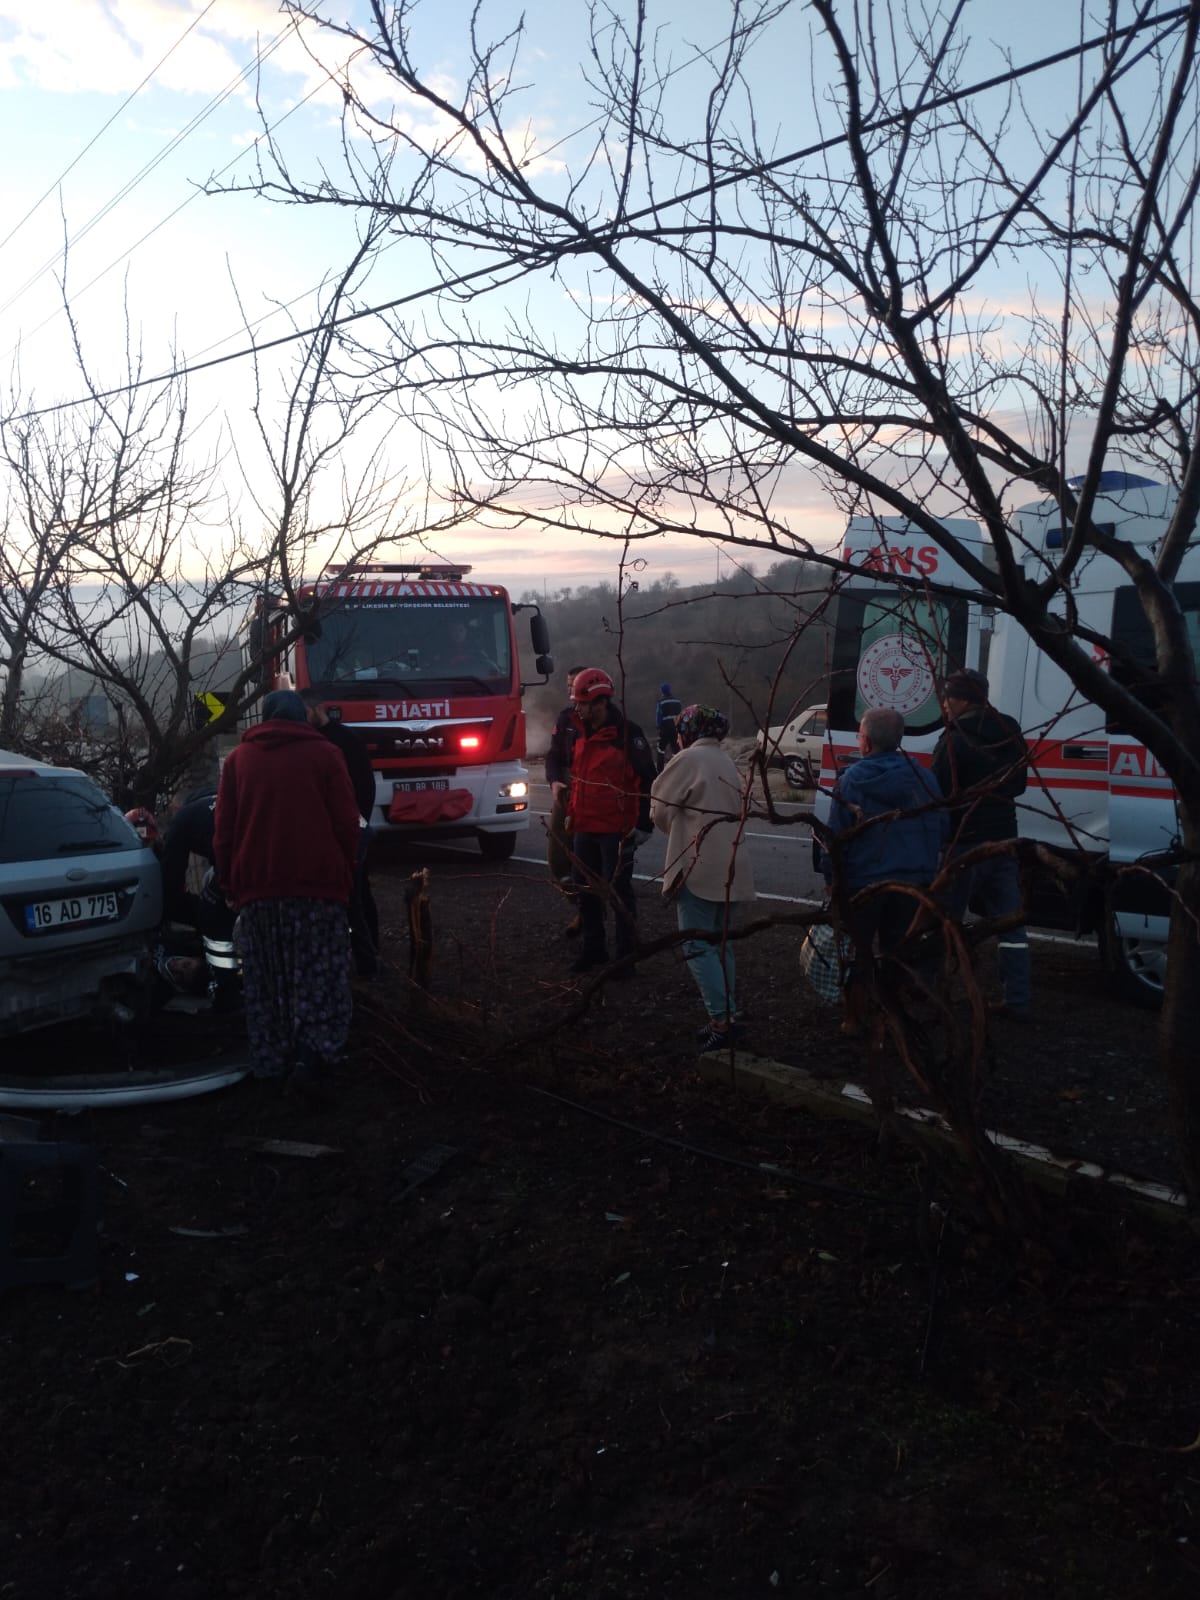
[677,704,728,746]
[261,689,308,722]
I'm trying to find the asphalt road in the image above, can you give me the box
[429,777,1089,950]
[517,777,825,905]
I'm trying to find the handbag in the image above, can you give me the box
[798,921,846,1005]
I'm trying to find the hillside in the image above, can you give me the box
[521,557,831,748]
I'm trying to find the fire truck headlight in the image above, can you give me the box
[499,780,528,798]
[459,734,482,751]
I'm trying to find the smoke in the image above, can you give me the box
[525,708,558,758]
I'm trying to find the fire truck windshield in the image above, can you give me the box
[302,596,513,692]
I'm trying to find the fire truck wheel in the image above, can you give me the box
[1100,918,1166,1009]
[478,830,517,862]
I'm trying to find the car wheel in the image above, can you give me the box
[478,830,517,862]
[1100,916,1166,1009]
[784,754,814,789]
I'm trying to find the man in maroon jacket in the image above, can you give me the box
[214,689,360,1084]
[565,668,657,976]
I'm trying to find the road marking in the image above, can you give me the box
[510,854,1088,944]
[528,807,810,843]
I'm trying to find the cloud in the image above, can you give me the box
[1,1,233,96]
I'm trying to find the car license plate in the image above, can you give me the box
[393,779,450,794]
[25,892,120,933]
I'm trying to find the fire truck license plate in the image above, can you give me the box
[393,779,450,794]
[25,892,119,933]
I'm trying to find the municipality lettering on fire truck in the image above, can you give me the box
[241,562,553,863]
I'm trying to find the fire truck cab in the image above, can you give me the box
[244,562,553,861]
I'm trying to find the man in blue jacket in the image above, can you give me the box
[822,707,945,1027]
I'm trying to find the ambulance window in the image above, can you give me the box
[828,590,969,736]
[1108,582,1200,725]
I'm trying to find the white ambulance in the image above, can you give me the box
[815,475,1191,1005]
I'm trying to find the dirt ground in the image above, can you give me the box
[3,838,1199,1599]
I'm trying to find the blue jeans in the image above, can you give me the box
[944,852,1031,1009]
[676,885,738,1021]
[573,831,637,961]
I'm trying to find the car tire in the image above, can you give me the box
[1100,915,1166,1009]
[784,754,814,789]
[478,830,517,862]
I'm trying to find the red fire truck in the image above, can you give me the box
[244,562,553,859]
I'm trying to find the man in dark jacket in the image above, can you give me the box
[159,786,240,1010]
[565,667,657,976]
[655,683,683,772]
[931,668,1032,1019]
[545,666,585,932]
[304,693,380,977]
[161,787,218,929]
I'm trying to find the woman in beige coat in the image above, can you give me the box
[650,705,755,1048]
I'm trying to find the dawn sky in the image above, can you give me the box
[0,1,1172,592]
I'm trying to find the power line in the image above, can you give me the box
[12,74,333,356]
[0,20,292,320]
[15,10,761,366]
[0,0,220,259]
[15,3,1192,422]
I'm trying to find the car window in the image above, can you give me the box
[0,773,135,864]
[811,713,826,733]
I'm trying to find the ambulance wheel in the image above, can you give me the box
[1100,918,1166,1009]
[478,830,517,862]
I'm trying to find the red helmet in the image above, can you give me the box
[124,807,161,845]
[571,668,615,703]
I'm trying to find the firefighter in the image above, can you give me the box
[565,667,657,976]
[159,787,241,1011]
[545,665,586,935]
[932,668,1032,1021]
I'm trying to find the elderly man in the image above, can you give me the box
[821,706,946,1028]
[931,668,1031,1021]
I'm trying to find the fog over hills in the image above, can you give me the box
[520,557,829,752]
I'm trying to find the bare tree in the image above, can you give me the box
[245,0,1200,1189]
[0,241,427,807]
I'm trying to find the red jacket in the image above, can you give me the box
[214,720,360,908]
[567,707,656,835]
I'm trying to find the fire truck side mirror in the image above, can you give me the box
[529,613,551,655]
[535,652,555,677]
